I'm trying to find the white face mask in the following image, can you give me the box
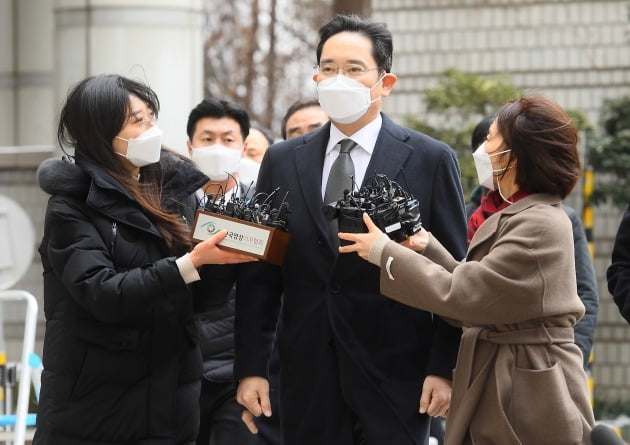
[472,142,511,191]
[115,125,163,167]
[238,157,260,187]
[191,144,242,181]
[316,74,383,124]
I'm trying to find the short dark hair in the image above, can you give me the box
[186,98,250,142]
[316,14,393,74]
[280,99,320,139]
[470,115,495,153]
[496,96,580,199]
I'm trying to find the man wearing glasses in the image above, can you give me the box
[235,14,467,445]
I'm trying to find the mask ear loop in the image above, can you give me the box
[368,72,387,105]
[496,177,513,204]
[494,152,516,204]
[112,135,130,159]
[370,72,387,90]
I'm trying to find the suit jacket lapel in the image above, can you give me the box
[294,124,332,245]
[364,114,413,186]
[294,116,414,249]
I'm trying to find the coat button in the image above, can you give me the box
[316,238,324,246]
[330,284,340,294]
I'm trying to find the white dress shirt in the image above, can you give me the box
[321,114,383,199]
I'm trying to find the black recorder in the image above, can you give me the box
[323,173,423,242]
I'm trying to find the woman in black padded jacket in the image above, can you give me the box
[34,74,254,445]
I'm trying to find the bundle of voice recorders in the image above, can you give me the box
[324,173,423,243]
[191,173,423,265]
[191,181,290,265]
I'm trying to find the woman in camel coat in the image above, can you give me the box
[339,96,595,445]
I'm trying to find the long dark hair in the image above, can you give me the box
[58,74,190,251]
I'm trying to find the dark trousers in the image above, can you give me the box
[253,328,283,445]
[254,386,283,445]
[430,417,445,445]
[196,380,259,445]
[336,344,430,445]
[278,331,430,445]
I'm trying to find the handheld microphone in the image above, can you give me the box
[591,424,626,445]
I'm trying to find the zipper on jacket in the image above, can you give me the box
[111,221,117,261]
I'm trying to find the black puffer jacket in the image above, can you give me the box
[195,183,252,383]
[34,151,213,445]
[196,289,236,382]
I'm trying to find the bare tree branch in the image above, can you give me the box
[202,0,332,135]
[264,0,278,129]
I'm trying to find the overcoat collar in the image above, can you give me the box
[468,193,562,257]
[364,114,414,185]
[294,113,414,249]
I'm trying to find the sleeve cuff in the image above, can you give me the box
[368,233,390,266]
[176,253,201,284]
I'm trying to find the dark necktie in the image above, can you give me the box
[324,138,357,244]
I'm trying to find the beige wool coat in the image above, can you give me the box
[377,193,594,445]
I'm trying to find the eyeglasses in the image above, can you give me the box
[314,63,381,78]
[129,111,157,127]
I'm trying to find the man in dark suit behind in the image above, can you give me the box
[235,14,467,445]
